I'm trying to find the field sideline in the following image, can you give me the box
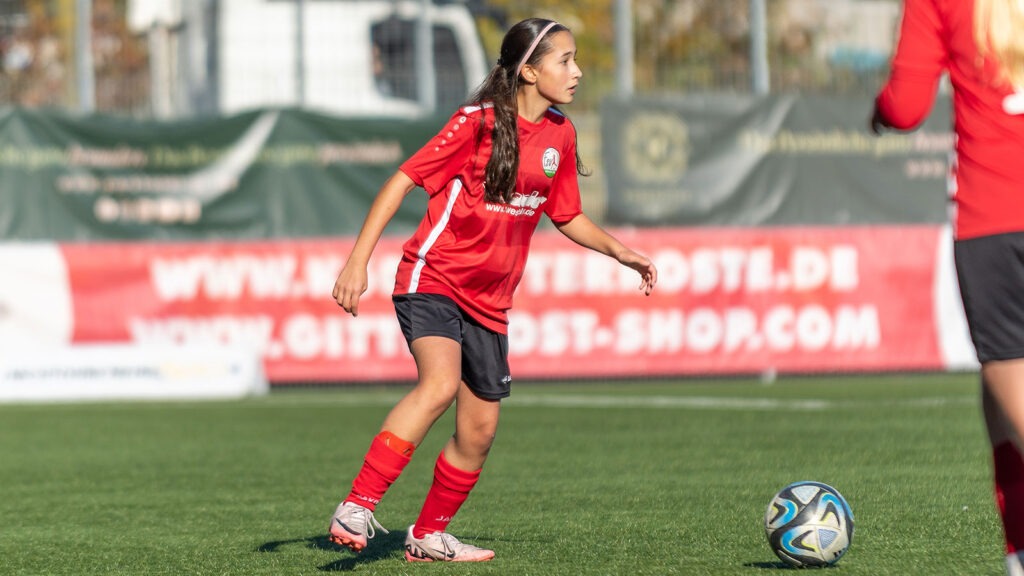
[0,373,1005,575]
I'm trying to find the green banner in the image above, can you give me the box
[0,107,443,240]
[600,94,954,226]
[2,97,957,239]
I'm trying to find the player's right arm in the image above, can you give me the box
[333,170,417,316]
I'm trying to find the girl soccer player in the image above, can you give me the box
[327,18,657,563]
[873,1,1024,573]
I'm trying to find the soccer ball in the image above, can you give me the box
[764,481,854,568]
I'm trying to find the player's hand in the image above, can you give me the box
[618,250,657,296]
[332,263,368,316]
[869,106,888,136]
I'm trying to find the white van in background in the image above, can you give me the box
[129,0,490,118]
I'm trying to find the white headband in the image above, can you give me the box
[515,22,559,78]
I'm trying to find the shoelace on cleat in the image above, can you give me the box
[359,508,389,539]
[429,532,462,556]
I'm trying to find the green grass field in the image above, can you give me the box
[0,373,1005,575]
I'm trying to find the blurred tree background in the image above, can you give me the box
[0,0,895,114]
[0,0,146,111]
[476,0,891,110]
[475,0,626,109]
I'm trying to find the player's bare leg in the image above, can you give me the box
[380,336,464,444]
[447,380,500,470]
[981,361,1024,576]
[982,359,1024,451]
[329,336,462,552]
[405,381,499,562]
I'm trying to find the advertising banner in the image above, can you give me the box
[4,95,955,240]
[0,226,972,383]
[0,107,439,241]
[0,344,267,402]
[601,94,954,227]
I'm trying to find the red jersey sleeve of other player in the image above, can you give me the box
[875,0,1024,240]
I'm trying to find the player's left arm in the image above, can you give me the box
[873,0,946,132]
[554,213,657,295]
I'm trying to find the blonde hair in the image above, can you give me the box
[975,0,1024,88]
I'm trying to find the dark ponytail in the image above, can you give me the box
[468,64,520,203]
[467,18,572,203]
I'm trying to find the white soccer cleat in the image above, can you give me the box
[1008,551,1024,576]
[404,525,495,562]
[328,501,388,553]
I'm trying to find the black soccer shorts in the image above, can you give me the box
[955,231,1024,363]
[393,293,511,399]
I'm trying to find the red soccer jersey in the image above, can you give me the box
[875,0,1024,240]
[395,104,583,333]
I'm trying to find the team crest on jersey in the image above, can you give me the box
[542,148,559,178]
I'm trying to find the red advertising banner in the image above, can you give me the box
[509,226,943,377]
[55,226,945,382]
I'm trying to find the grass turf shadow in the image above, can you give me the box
[257,532,408,571]
[743,560,841,570]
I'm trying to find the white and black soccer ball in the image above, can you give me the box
[764,481,854,568]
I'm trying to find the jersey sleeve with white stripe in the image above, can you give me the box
[400,107,485,197]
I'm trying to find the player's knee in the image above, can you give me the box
[412,380,459,412]
[456,426,496,455]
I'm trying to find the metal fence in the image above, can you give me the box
[0,0,902,118]
[631,0,898,97]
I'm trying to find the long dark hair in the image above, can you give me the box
[466,18,590,203]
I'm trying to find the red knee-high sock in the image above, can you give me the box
[344,432,415,511]
[994,442,1024,554]
[412,451,481,538]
